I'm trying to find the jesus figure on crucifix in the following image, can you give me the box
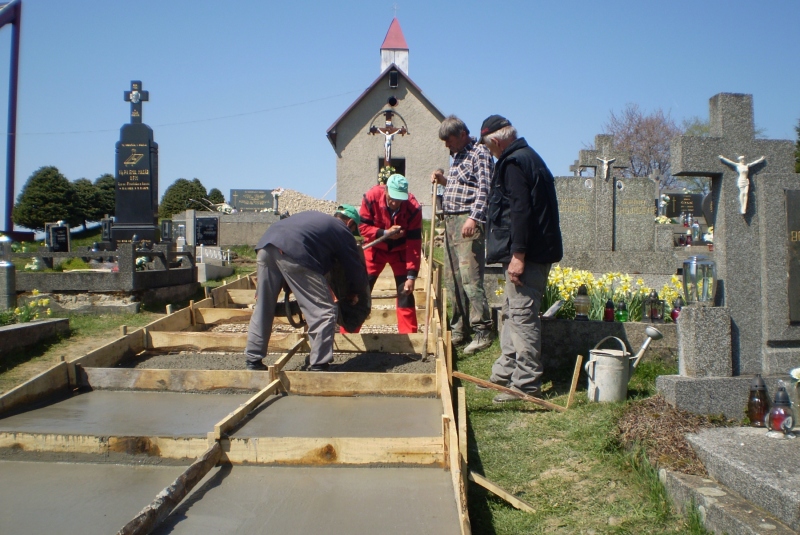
[372,125,407,166]
[719,154,766,215]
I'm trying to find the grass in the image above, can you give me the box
[456,338,710,534]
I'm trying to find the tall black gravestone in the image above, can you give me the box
[111,81,159,245]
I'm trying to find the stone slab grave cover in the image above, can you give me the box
[111,80,159,245]
[659,93,800,418]
[229,189,274,212]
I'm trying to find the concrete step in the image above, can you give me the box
[686,427,800,531]
[663,470,795,535]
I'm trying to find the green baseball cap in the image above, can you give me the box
[386,174,409,200]
[336,204,361,233]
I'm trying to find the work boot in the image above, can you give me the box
[449,331,466,346]
[462,330,494,354]
[308,363,331,372]
[246,360,267,371]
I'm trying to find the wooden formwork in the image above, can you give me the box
[0,260,472,535]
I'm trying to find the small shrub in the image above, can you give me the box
[14,289,52,323]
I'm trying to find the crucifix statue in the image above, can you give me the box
[369,110,407,167]
[124,80,149,124]
[719,154,766,215]
[597,157,616,180]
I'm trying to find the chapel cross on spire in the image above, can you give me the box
[124,80,149,124]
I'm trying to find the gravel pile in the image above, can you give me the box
[276,189,339,215]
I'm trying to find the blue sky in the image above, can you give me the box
[0,0,798,229]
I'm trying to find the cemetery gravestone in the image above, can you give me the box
[229,189,274,212]
[614,177,659,252]
[669,92,799,378]
[788,191,800,323]
[664,193,704,218]
[111,81,159,245]
[49,225,69,253]
[195,217,219,247]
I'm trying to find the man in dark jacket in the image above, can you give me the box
[244,208,368,372]
[480,115,562,402]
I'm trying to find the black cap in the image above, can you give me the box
[479,114,511,143]
[750,374,767,392]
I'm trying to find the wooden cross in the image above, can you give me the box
[124,80,149,124]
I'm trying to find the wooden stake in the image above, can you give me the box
[566,354,584,410]
[468,471,535,513]
[452,371,566,412]
[421,190,438,360]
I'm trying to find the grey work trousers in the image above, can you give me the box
[490,262,552,395]
[443,213,492,336]
[245,245,337,367]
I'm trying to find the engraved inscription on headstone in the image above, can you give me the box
[701,193,714,225]
[49,225,69,253]
[665,193,704,218]
[787,190,800,323]
[195,217,219,246]
[229,189,274,211]
[614,178,658,251]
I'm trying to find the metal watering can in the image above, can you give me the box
[584,326,664,402]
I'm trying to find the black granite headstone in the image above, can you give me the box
[49,225,69,253]
[101,218,113,241]
[195,217,219,246]
[665,193,704,218]
[111,81,159,246]
[44,222,58,247]
[229,189,274,211]
[160,219,173,243]
[787,190,800,323]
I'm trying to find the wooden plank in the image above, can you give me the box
[0,432,208,459]
[280,371,436,397]
[191,297,214,309]
[272,337,307,372]
[117,442,222,535]
[213,378,282,440]
[193,306,426,327]
[457,387,467,462]
[469,471,536,513]
[566,354,584,410]
[77,368,274,392]
[0,362,70,416]
[452,371,566,413]
[148,331,425,354]
[226,288,257,305]
[223,436,443,466]
[71,330,146,373]
[144,307,192,332]
[192,308,254,325]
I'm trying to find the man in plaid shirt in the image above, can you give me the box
[431,115,495,353]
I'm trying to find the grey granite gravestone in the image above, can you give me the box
[111,81,159,246]
[614,176,658,251]
[554,176,596,251]
[576,135,631,251]
[657,92,800,418]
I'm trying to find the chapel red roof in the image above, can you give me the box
[380,18,408,50]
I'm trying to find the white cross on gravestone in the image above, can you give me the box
[670,92,798,376]
[577,135,630,251]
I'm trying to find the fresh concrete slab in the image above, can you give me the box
[687,427,800,530]
[235,395,442,438]
[153,465,461,535]
[0,390,251,437]
[0,460,186,534]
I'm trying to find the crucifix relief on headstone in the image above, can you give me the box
[369,110,408,167]
[577,135,630,251]
[112,80,159,246]
[670,92,799,375]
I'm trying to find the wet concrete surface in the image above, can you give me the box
[0,390,251,437]
[236,395,442,438]
[154,465,461,535]
[0,460,186,534]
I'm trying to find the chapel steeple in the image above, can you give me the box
[380,18,408,74]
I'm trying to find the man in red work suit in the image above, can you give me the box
[359,174,422,333]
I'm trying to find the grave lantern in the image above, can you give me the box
[574,284,590,321]
[682,255,717,306]
[644,289,665,323]
[0,235,11,265]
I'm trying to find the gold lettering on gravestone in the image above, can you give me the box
[124,149,144,166]
[617,199,653,216]
[558,198,591,214]
[786,190,800,323]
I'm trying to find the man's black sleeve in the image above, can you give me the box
[505,162,533,255]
